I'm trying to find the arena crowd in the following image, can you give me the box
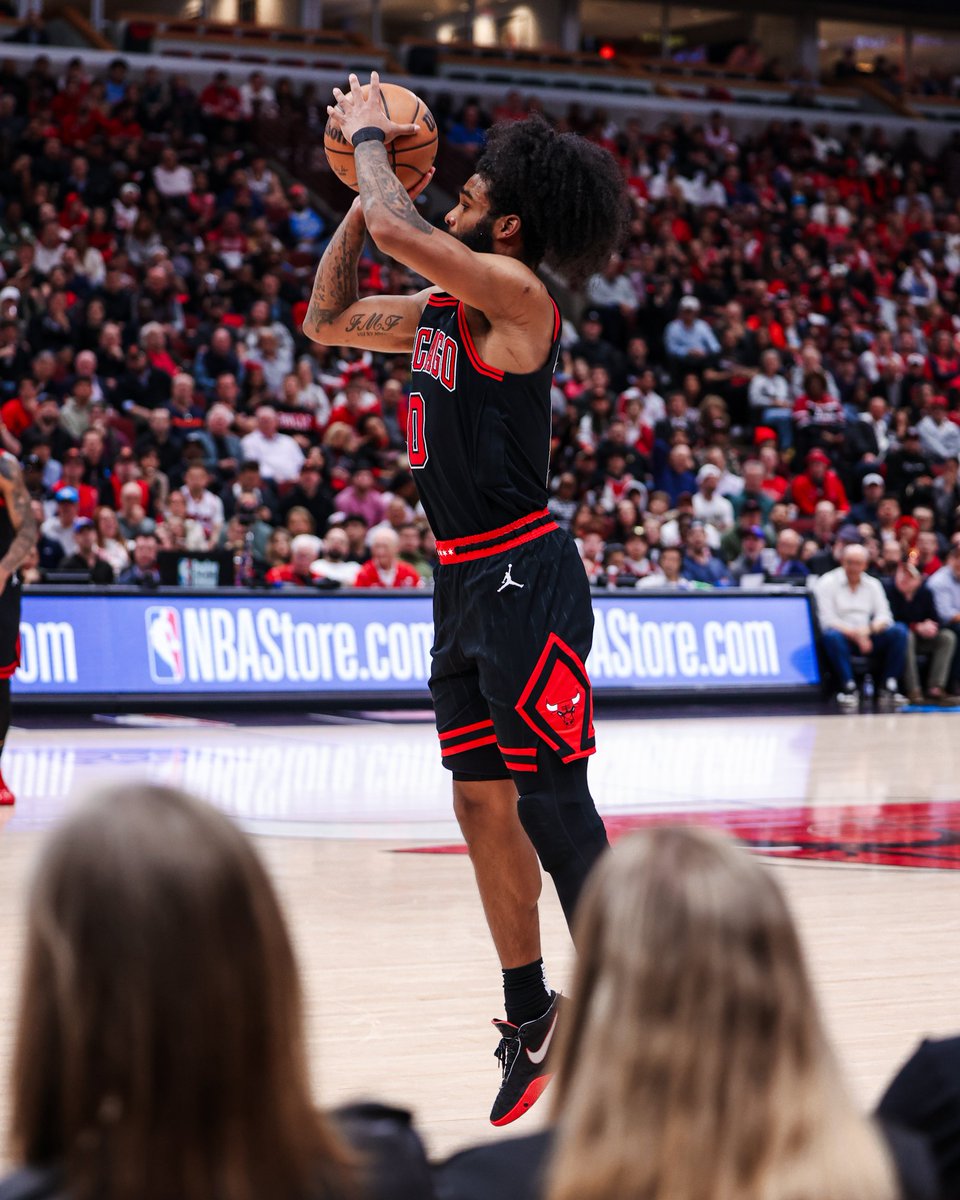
[2,48,960,696]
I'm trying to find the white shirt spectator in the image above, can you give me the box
[620,385,665,428]
[918,413,960,461]
[311,557,360,585]
[181,486,224,543]
[34,240,66,275]
[749,372,790,410]
[240,429,304,484]
[810,201,852,228]
[586,273,638,311]
[240,80,277,118]
[814,566,894,632]
[692,490,735,532]
[927,564,960,623]
[42,516,76,558]
[153,162,193,198]
[659,518,721,551]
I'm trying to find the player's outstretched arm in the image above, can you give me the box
[301,190,436,352]
[0,458,37,595]
[328,74,536,322]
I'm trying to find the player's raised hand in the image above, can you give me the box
[327,72,420,145]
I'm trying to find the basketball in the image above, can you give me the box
[324,82,438,193]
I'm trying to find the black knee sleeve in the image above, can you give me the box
[0,677,11,748]
[516,756,608,935]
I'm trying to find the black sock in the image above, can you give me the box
[502,959,551,1028]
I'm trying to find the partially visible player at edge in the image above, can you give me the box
[0,454,37,805]
[307,72,628,1126]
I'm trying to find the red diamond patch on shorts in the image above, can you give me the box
[515,633,595,762]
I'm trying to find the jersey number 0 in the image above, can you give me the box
[407,391,428,469]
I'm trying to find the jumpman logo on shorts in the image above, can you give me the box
[497,563,525,593]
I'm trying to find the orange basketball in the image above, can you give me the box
[324,82,438,193]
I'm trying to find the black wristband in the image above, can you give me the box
[351,126,386,147]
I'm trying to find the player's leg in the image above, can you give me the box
[515,753,607,931]
[452,773,542,970]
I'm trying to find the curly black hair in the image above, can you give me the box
[475,115,630,286]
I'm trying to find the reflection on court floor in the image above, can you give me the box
[0,711,956,852]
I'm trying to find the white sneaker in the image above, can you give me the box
[876,688,907,712]
[836,688,860,712]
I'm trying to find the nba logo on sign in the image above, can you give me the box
[145,607,185,684]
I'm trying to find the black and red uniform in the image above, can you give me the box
[410,290,595,776]
[0,460,21,679]
[409,290,607,923]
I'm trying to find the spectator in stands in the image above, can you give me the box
[59,517,114,584]
[42,489,80,562]
[768,528,809,581]
[692,464,734,534]
[94,506,130,577]
[682,521,733,588]
[748,348,792,448]
[287,184,325,253]
[1,784,432,1200]
[354,527,422,589]
[655,444,697,506]
[849,473,886,527]
[117,480,156,542]
[637,543,690,590]
[181,463,224,550]
[265,533,320,586]
[918,395,960,463]
[311,526,360,587]
[335,464,386,528]
[240,405,304,484]
[791,449,850,518]
[885,559,958,705]
[816,543,908,710]
[447,101,487,155]
[728,526,769,584]
[118,531,161,586]
[664,297,720,375]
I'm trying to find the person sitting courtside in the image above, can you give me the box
[436,826,934,1200]
[0,784,434,1200]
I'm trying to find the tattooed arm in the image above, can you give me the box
[301,196,436,352]
[0,457,37,595]
[330,73,537,321]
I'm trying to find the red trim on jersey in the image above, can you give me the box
[457,303,505,381]
[440,509,551,551]
[504,762,538,773]
[439,718,495,741]
[440,734,499,757]
[498,746,537,756]
[551,299,561,341]
[427,296,459,307]
[0,635,21,679]
[437,519,557,564]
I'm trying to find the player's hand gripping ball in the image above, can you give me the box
[324,71,438,193]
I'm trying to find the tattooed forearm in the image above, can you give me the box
[303,208,366,335]
[354,142,435,237]
[344,311,405,335]
[0,464,37,575]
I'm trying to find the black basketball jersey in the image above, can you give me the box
[407,291,562,542]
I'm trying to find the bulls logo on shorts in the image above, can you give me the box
[515,633,595,763]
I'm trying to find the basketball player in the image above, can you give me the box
[0,456,37,805]
[309,73,628,1124]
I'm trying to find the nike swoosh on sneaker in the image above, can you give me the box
[526,1011,559,1065]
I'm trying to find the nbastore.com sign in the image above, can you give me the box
[12,591,819,700]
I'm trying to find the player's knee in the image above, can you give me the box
[452,777,517,839]
[516,763,607,874]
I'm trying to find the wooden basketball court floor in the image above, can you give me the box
[0,706,958,1162]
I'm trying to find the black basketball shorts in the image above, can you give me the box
[429,515,596,782]
[0,579,21,680]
